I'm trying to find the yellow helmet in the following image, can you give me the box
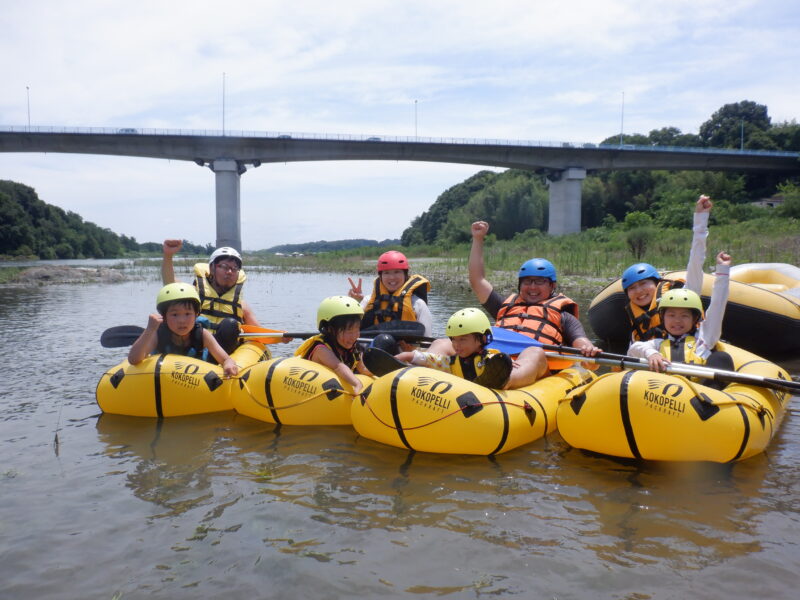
[658,289,704,319]
[445,308,492,338]
[156,283,200,315]
[316,295,364,329]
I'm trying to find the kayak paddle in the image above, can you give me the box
[545,353,800,394]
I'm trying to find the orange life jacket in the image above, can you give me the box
[625,278,684,341]
[495,293,578,345]
[362,274,430,328]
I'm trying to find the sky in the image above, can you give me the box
[2,0,799,250]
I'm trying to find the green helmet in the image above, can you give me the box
[156,283,200,315]
[446,308,492,338]
[316,295,364,329]
[658,289,704,319]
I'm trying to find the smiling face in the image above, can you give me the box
[164,301,199,339]
[626,278,658,308]
[380,269,407,293]
[334,320,361,350]
[661,307,698,337]
[518,276,555,303]
[210,259,241,293]
[449,333,484,358]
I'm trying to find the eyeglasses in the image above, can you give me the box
[520,277,552,286]
[215,263,240,273]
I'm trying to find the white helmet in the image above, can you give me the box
[208,247,242,268]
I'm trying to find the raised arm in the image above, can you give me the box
[686,195,712,293]
[696,251,731,357]
[128,313,161,365]
[469,221,494,304]
[161,239,183,285]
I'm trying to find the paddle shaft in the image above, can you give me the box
[545,353,800,394]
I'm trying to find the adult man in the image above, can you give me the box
[428,221,600,388]
[161,239,261,353]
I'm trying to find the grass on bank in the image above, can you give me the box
[4,217,797,293]
[240,216,800,292]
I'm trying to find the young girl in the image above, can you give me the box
[346,250,433,344]
[294,295,372,395]
[622,194,712,342]
[627,251,733,385]
[372,308,513,389]
[128,283,239,376]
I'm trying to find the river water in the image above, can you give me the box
[1,267,798,599]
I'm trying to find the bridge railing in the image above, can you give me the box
[1,124,797,158]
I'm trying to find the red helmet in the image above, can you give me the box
[377,251,408,272]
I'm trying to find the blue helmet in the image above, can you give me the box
[518,258,557,282]
[622,263,660,291]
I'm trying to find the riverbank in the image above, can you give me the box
[0,265,128,285]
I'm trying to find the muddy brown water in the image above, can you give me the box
[1,268,797,599]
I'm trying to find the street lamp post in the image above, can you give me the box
[619,91,625,146]
[740,120,744,150]
[414,99,418,139]
[26,86,30,129]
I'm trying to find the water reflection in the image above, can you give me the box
[2,267,798,599]
[95,412,240,515]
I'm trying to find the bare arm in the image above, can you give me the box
[161,239,182,285]
[241,299,261,327]
[310,345,363,394]
[469,221,494,304]
[128,314,161,365]
[202,329,238,376]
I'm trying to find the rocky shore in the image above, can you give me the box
[3,265,128,285]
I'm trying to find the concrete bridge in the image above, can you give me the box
[2,126,798,250]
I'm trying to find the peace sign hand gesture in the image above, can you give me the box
[348,277,364,302]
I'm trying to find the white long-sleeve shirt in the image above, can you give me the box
[628,262,730,361]
[685,211,710,294]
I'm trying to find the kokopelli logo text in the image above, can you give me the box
[170,361,201,389]
[410,377,452,412]
[289,367,319,382]
[643,379,685,415]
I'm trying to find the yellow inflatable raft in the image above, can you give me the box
[96,342,270,417]
[557,343,793,462]
[588,264,800,356]
[232,356,372,425]
[351,365,596,455]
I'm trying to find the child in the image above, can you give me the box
[421,220,600,388]
[622,194,712,342]
[128,283,239,377]
[372,308,513,389]
[294,295,372,395]
[347,250,433,351]
[628,251,733,385]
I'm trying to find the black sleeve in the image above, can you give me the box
[561,312,589,345]
[481,289,505,319]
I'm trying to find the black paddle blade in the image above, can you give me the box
[363,348,409,376]
[361,320,430,341]
[100,325,145,348]
[474,353,513,389]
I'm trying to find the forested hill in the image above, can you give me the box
[401,100,800,246]
[0,180,211,259]
[261,238,400,254]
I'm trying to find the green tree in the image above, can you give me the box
[698,100,771,148]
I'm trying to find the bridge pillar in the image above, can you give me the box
[209,159,246,251]
[546,167,586,235]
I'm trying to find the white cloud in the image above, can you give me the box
[1,0,798,247]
